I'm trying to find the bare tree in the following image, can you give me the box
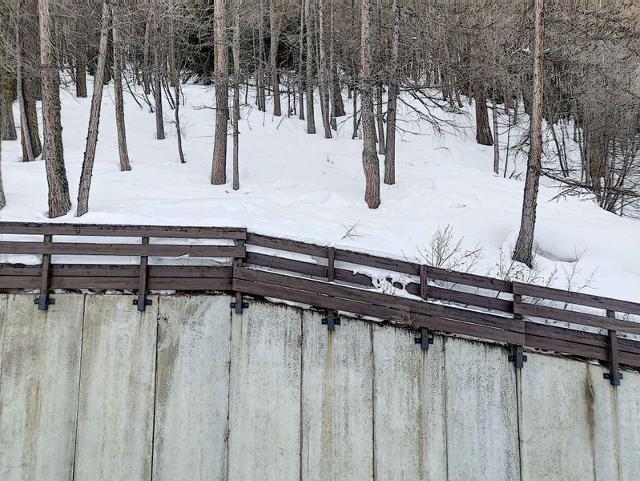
[39,0,71,217]
[384,0,399,185]
[360,0,380,209]
[304,0,316,134]
[211,0,228,185]
[112,0,131,171]
[232,0,242,190]
[76,0,111,217]
[269,0,283,116]
[514,0,545,266]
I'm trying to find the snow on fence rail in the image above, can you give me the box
[0,222,638,382]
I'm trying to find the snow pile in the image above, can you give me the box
[1,83,639,302]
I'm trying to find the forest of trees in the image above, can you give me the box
[0,0,639,267]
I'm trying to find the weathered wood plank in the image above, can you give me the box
[0,241,244,258]
[74,295,157,481]
[0,294,84,481]
[153,296,232,481]
[301,311,374,481]
[0,222,247,239]
[227,301,302,481]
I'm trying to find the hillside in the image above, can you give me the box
[1,84,639,302]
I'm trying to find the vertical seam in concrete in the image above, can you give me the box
[224,298,235,481]
[370,323,377,481]
[298,311,304,481]
[612,387,622,481]
[149,297,161,481]
[586,368,597,481]
[443,338,450,481]
[71,294,87,481]
[515,364,525,481]
[0,295,9,394]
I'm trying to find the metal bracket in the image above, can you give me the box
[322,312,341,332]
[603,371,623,386]
[133,298,153,310]
[34,295,55,310]
[231,294,249,314]
[509,345,528,369]
[414,328,434,351]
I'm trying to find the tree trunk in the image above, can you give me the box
[16,1,42,161]
[257,1,266,112]
[112,2,131,171]
[0,79,17,141]
[76,0,111,217]
[492,98,500,174]
[375,84,385,154]
[318,0,332,138]
[360,0,380,209]
[298,0,305,121]
[384,0,399,185]
[269,0,282,116]
[169,11,185,164]
[513,0,545,267]
[211,0,228,185]
[39,0,71,218]
[474,80,493,146]
[143,17,151,95]
[331,67,345,117]
[304,0,316,134]
[153,16,165,141]
[232,0,242,190]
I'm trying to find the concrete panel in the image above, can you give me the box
[372,327,446,481]
[0,294,84,481]
[0,294,8,389]
[520,353,597,481]
[227,301,302,481]
[444,337,519,481]
[74,295,158,481]
[618,369,640,481]
[301,312,374,481]
[153,295,232,481]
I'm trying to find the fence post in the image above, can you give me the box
[36,234,53,310]
[509,290,527,368]
[604,310,622,386]
[327,247,335,282]
[134,237,151,311]
[231,238,249,314]
[419,265,428,300]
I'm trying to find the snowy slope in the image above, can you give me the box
[1,83,639,302]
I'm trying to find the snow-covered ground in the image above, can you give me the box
[1,82,639,302]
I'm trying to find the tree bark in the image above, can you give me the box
[269,0,282,116]
[0,78,17,141]
[318,0,332,138]
[76,0,111,217]
[375,84,385,154]
[211,0,228,185]
[232,0,242,190]
[474,80,493,146]
[298,0,305,120]
[513,0,545,267]
[384,0,399,185]
[169,10,185,164]
[16,0,42,161]
[492,97,500,174]
[39,0,71,217]
[304,0,316,134]
[360,0,380,209]
[153,14,165,141]
[112,2,131,171]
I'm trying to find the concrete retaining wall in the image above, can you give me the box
[0,293,638,481]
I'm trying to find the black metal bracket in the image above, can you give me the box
[133,298,153,310]
[231,295,249,314]
[603,371,623,386]
[414,328,434,351]
[509,345,528,369]
[322,312,341,332]
[34,295,55,310]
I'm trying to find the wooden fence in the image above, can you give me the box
[0,221,638,385]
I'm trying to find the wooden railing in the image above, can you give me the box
[0,221,638,385]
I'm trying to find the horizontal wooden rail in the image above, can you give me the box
[1,222,639,372]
